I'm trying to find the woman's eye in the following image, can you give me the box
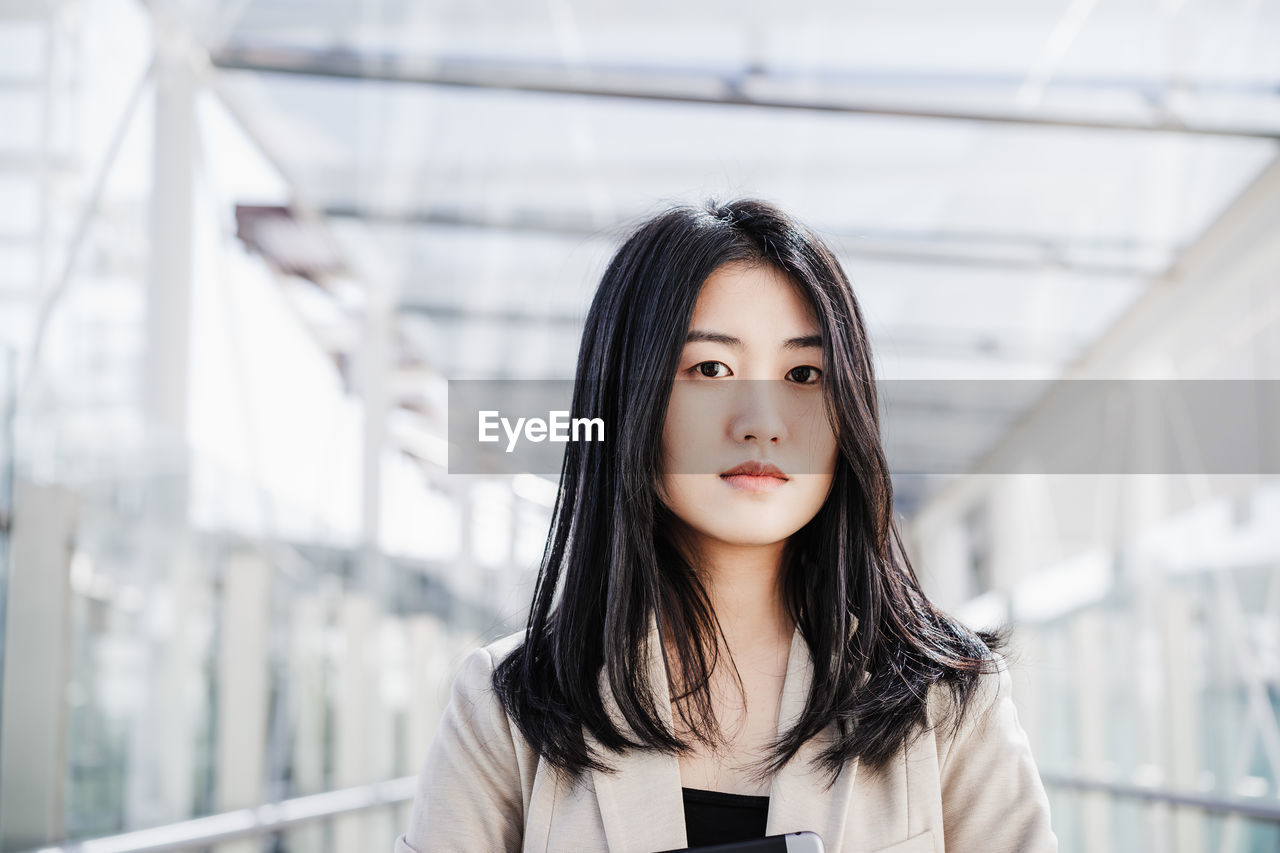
[787,365,822,384]
[693,361,730,378]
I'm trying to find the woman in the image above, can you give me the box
[396,199,1057,853]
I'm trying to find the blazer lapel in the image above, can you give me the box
[587,614,858,853]
[587,611,688,853]
[765,626,858,853]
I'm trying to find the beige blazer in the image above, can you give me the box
[395,615,1057,853]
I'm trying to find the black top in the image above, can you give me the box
[681,786,770,847]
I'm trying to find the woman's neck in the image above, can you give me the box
[695,539,794,653]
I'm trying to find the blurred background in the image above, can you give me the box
[1,0,1279,850]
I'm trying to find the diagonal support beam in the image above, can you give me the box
[210,46,1280,141]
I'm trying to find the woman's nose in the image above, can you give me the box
[729,381,788,445]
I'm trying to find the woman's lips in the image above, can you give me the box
[719,462,789,493]
[719,473,788,493]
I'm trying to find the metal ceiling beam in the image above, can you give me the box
[323,205,1162,278]
[325,203,1165,251]
[218,47,1280,100]
[211,46,1280,140]
[415,58,1278,99]
[402,303,582,327]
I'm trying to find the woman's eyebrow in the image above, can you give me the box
[685,329,739,347]
[783,334,823,351]
[685,330,823,350]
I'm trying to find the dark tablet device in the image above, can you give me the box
[656,830,825,853]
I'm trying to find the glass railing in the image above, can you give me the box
[1008,477,1280,853]
[29,779,416,852]
[0,429,530,851]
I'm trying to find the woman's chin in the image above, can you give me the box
[699,522,801,550]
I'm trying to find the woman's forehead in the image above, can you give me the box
[688,262,821,341]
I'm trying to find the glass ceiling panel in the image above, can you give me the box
[214,0,1280,85]
[196,0,1279,508]
[218,68,1276,254]
[209,0,1280,136]
[211,55,1275,385]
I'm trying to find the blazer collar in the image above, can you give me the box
[585,610,858,853]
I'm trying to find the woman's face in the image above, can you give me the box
[659,261,839,552]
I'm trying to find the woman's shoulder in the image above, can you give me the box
[924,653,1018,765]
[478,627,528,666]
[437,629,539,770]
[452,628,526,693]
[919,655,1057,850]
[402,629,536,853]
[926,648,1013,732]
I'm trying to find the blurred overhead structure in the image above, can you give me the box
[184,0,1280,516]
[211,45,1280,140]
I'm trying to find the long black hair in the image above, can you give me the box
[492,198,1003,788]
